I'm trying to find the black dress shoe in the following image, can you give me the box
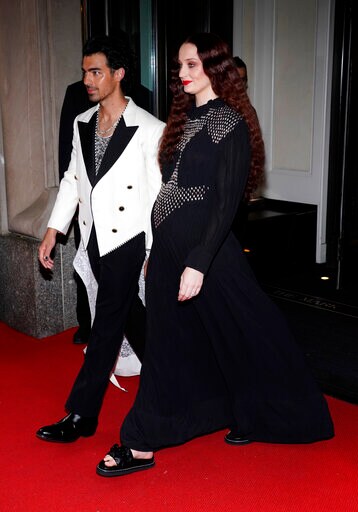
[96,444,155,477]
[36,413,98,443]
[73,328,89,345]
[224,430,252,446]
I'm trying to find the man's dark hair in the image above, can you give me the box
[83,34,133,92]
[233,56,248,87]
[233,56,247,70]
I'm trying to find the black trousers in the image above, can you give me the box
[65,230,146,417]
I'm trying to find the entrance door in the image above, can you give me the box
[326,0,358,292]
[155,0,233,119]
[81,0,158,114]
[81,0,233,120]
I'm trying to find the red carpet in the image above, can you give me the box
[0,321,357,512]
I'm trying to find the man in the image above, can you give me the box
[59,80,92,345]
[233,56,248,90]
[37,35,165,443]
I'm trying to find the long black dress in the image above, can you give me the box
[120,98,334,451]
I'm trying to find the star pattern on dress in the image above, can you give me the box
[153,168,209,228]
[153,103,243,228]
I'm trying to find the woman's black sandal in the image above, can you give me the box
[96,444,155,477]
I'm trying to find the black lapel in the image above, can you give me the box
[95,118,138,184]
[78,113,96,187]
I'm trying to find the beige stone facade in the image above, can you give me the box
[0,0,83,336]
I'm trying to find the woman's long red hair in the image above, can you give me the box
[158,33,265,198]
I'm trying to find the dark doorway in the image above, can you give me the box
[326,0,358,293]
[81,0,233,120]
[155,0,233,119]
[81,0,157,113]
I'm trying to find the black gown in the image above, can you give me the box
[120,98,334,451]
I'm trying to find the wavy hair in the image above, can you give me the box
[158,33,265,198]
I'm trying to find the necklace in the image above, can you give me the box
[96,117,120,135]
[94,100,129,175]
[96,100,129,136]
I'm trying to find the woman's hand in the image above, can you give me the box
[178,267,204,301]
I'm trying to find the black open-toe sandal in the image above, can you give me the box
[96,444,155,477]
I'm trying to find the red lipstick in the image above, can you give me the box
[182,80,192,86]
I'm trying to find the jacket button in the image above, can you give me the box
[119,206,125,211]
[79,198,82,203]
[127,185,133,189]
[74,175,78,180]
[112,228,118,233]
[83,220,86,225]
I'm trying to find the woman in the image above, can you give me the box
[96,33,334,477]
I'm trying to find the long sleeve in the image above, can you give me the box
[48,120,83,234]
[184,119,250,274]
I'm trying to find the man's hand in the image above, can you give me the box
[178,267,204,302]
[38,228,58,270]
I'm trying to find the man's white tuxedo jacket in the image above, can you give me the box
[48,98,165,256]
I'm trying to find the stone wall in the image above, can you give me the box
[0,233,77,338]
[0,0,82,337]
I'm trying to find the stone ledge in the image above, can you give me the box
[0,233,77,338]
